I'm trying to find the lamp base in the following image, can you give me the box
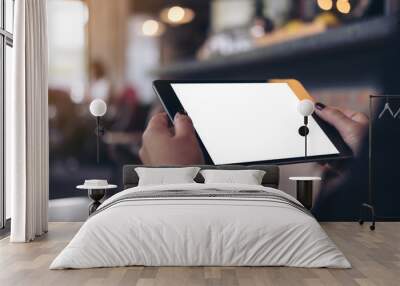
[359,203,376,231]
[88,189,106,215]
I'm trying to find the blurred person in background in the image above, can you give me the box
[87,60,113,102]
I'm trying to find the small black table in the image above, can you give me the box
[289,177,321,210]
[77,184,117,215]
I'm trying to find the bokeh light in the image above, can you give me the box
[336,0,351,14]
[142,19,162,36]
[168,6,185,23]
[160,6,195,25]
[317,0,333,11]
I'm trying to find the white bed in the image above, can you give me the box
[50,183,350,269]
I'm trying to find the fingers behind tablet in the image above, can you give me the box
[142,113,172,146]
[315,105,356,136]
[336,107,369,125]
[147,112,169,131]
[174,113,195,138]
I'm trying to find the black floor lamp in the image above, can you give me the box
[297,99,315,158]
[89,99,107,164]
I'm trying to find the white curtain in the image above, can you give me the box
[7,0,49,242]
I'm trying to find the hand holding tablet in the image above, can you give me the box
[152,79,353,165]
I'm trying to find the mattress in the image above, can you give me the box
[50,183,350,269]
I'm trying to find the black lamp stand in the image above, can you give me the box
[95,116,105,164]
[298,116,309,158]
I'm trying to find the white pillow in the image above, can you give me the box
[200,169,266,185]
[135,167,201,186]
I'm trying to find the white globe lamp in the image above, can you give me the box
[298,99,315,117]
[90,99,107,117]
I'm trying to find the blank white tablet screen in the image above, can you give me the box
[171,83,339,165]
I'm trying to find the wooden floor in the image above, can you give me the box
[0,222,399,286]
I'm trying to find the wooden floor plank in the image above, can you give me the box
[0,222,399,286]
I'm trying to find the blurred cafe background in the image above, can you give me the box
[47,0,399,219]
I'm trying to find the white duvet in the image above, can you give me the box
[50,183,350,269]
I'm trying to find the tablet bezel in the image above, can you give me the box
[153,80,353,165]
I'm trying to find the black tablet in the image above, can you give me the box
[153,80,352,165]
